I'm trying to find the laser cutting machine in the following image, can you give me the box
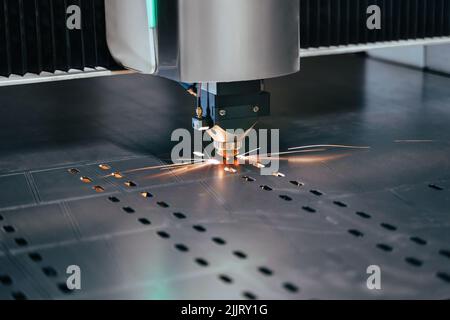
[1,0,450,301]
[105,0,300,158]
[1,0,449,158]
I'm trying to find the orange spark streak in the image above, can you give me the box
[123,160,205,174]
[288,144,370,151]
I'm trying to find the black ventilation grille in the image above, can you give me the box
[1,1,450,78]
[0,0,116,77]
[300,0,450,49]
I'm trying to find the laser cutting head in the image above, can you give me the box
[205,125,256,159]
[105,0,300,157]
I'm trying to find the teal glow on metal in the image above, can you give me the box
[146,0,157,28]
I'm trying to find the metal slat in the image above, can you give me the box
[66,0,83,70]
[6,0,25,75]
[331,0,341,45]
[23,0,41,74]
[444,0,450,35]
[0,0,10,76]
[319,0,331,47]
[50,0,69,71]
[426,0,436,38]
[300,0,309,48]
[401,0,410,40]
[80,0,97,68]
[436,0,445,36]
[37,0,55,72]
[93,0,111,67]
[410,0,419,39]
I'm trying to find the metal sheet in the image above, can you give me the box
[0,55,450,299]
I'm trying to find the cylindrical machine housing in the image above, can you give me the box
[175,0,300,82]
[105,0,300,83]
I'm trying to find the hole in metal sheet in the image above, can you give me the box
[157,231,170,239]
[283,282,299,293]
[439,249,450,259]
[376,244,393,252]
[175,244,189,252]
[108,196,120,203]
[224,166,237,174]
[92,186,105,193]
[212,237,227,245]
[243,291,257,300]
[428,184,444,191]
[80,176,93,183]
[260,185,273,191]
[279,195,293,201]
[436,272,450,283]
[410,237,427,246]
[157,201,170,208]
[272,172,285,177]
[0,214,3,221]
[173,212,187,220]
[15,238,28,247]
[253,162,266,169]
[356,211,371,219]
[233,251,248,259]
[290,181,304,187]
[333,201,347,208]
[58,283,73,294]
[258,267,274,276]
[68,168,80,175]
[11,291,27,300]
[98,164,111,170]
[302,206,316,213]
[28,252,43,262]
[310,190,323,196]
[219,274,233,284]
[141,192,153,198]
[348,229,364,238]
[122,207,135,214]
[2,225,15,233]
[42,266,58,278]
[0,275,13,286]
[193,225,207,233]
[138,218,151,225]
[381,223,397,231]
[111,172,124,179]
[242,176,255,182]
[405,257,423,267]
[195,258,209,267]
[124,181,137,187]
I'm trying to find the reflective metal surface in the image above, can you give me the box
[0,55,450,300]
[177,0,300,82]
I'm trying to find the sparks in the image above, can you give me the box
[288,144,370,151]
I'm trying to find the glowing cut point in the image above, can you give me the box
[111,172,124,179]
[98,164,111,170]
[80,176,92,183]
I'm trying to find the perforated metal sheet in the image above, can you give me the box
[0,152,449,300]
[0,55,450,300]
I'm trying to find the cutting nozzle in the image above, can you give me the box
[206,125,255,160]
